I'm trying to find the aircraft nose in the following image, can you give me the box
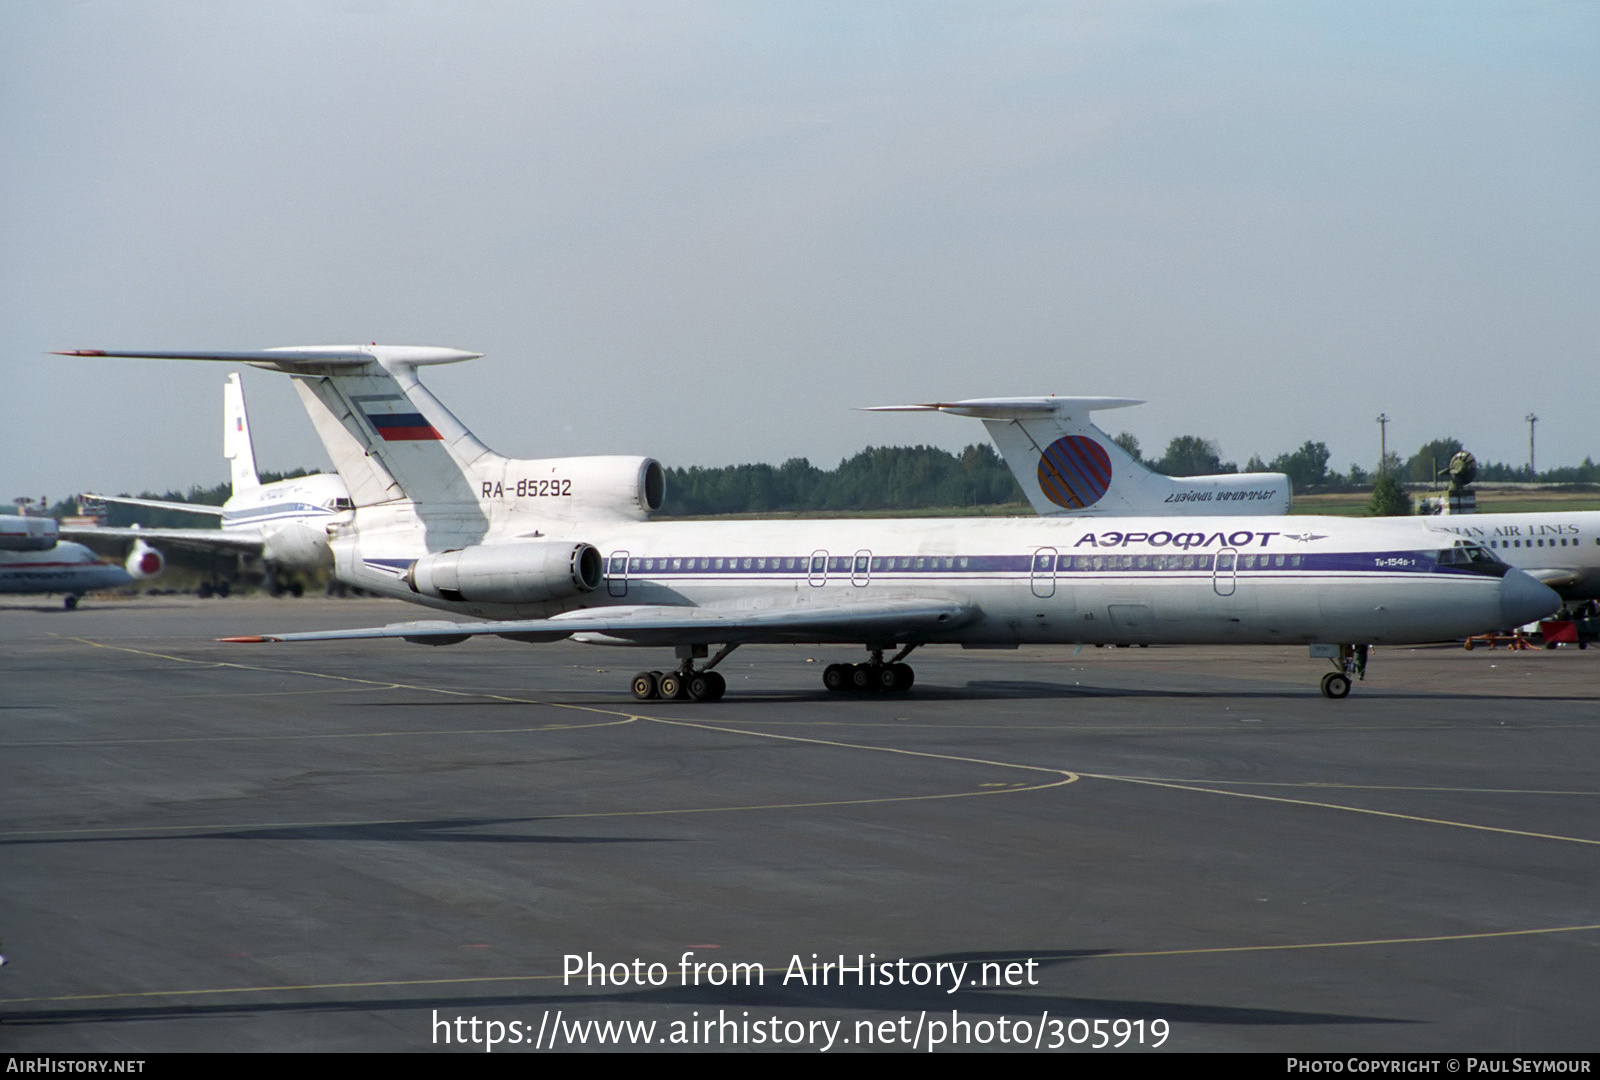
[1500,569,1562,628]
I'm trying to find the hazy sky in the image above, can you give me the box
[4,1,1596,501]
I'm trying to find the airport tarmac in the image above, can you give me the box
[2,595,1597,1053]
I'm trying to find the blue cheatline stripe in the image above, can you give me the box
[222,504,337,525]
[359,549,1497,581]
[591,550,1457,577]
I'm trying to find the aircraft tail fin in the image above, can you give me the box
[864,397,1292,516]
[223,373,261,494]
[63,346,489,515]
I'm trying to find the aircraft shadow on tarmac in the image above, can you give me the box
[0,816,683,848]
[318,682,1598,706]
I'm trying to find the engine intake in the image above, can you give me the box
[405,541,602,605]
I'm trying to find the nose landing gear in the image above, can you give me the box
[1317,644,1368,699]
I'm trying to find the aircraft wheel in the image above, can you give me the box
[197,582,214,599]
[1320,672,1351,699]
[887,662,915,692]
[850,663,877,692]
[630,671,660,701]
[658,673,688,700]
[216,580,232,598]
[823,664,852,693]
[63,595,79,611]
[686,673,726,702]
[290,582,304,598]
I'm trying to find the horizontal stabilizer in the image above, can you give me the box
[56,345,481,372]
[863,396,1143,419]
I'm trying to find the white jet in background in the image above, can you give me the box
[64,373,351,596]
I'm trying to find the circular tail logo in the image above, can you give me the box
[1038,436,1112,509]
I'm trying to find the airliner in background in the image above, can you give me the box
[1426,513,1600,603]
[63,346,1560,700]
[1,513,163,608]
[864,396,1292,515]
[63,373,350,596]
[896,396,1600,604]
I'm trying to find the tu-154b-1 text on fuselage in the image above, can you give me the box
[62,345,1560,700]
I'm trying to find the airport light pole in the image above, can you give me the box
[1376,413,1389,476]
[1526,413,1538,478]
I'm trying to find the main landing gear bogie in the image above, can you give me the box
[825,661,915,694]
[824,646,919,695]
[631,668,727,703]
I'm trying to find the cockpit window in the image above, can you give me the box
[1436,540,1508,575]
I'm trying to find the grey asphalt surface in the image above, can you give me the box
[2,596,1597,1053]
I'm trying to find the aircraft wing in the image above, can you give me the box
[222,598,977,647]
[59,525,264,557]
[1525,567,1584,590]
[81,493,226,517]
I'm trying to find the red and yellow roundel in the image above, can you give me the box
[1037,436,1112,509]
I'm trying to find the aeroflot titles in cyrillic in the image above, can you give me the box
[1073,530,1282,549]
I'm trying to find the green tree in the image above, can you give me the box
[1155,436,1236,477]
[1405,438,1466,484]
[1111,432,1142,463]
[1269,441,1331,491]
[1367,474,1412,516]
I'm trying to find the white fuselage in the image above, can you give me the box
[221,473,349,569]
[335,509,1545,647]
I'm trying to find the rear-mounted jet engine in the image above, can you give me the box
[405,541,603,605]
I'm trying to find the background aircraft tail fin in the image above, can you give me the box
[865,397,1292,516]
[223,373,261,494]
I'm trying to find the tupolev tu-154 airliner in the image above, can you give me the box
[62,345,1560,700]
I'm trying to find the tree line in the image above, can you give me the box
[1115,433,1600,493]
[19,435,1595,523]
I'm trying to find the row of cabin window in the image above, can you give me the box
[1485,537,1590,549]
[612,553,1309,574]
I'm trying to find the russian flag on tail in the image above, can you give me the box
[359,406,443,441]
